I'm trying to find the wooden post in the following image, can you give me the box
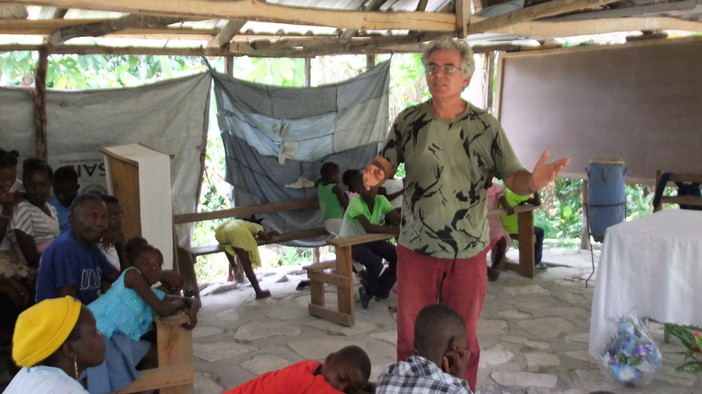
[312,247,320,264]
[34,46,49,161]
[580,179,591,249]
[516,209,536,278]
[455,0,471,38]
[365,54,375,70]
[225,55,234,76]
[304,57,311,87]
[485,51,496,114]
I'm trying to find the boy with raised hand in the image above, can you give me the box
[376,304,472,394]
[224,344,371,394]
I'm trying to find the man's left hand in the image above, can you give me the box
[530,150,571,190]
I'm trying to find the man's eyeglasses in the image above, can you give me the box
[425,64,461,75]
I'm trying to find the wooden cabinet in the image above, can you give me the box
[101,144,174,269]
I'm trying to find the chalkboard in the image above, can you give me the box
[498,37,702,182]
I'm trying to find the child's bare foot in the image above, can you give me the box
[235,271,245,283]
[255,290,271,300]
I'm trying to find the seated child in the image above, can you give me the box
[500,188,547,271]
[224,344,371,394]
[214,216,279,299]
[86,237,200,393]
[342,169,361,202]
[47,165,80,235]
[485,177,513,282]
[378,177,404,213]
[317,161,349,237]
[376,304,472,394]
[338,176,400,309]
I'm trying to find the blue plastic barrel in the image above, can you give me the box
[586,158,626,242]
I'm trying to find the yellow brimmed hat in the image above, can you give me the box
[12,296,82,367]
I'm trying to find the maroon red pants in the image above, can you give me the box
[396,245,489,391]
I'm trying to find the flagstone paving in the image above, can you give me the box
[192,247,699,393]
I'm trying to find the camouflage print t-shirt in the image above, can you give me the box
[379,100,523,259]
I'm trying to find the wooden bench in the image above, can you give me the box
[653,170,702,212]
[304,233,395,327]
[301,206,539,326]
[487,204,538,279]
[172,197,331,296]
[118,314,194,393]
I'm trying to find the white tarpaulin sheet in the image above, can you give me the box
[0,73,212,245]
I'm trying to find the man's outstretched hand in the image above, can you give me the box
[363,163,385,191]
[530,150,571,190]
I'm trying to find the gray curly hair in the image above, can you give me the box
[421,38,475,77]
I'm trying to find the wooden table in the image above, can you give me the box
[118,314,194,393]
[305,233,395,326]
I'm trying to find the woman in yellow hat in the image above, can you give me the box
[4,296,105,393]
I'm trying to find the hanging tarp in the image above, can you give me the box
[212,61,390,244]
[0,73,212,246]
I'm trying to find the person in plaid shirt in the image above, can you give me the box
[376,304,472,393]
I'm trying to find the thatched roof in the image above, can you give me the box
[0,0,701,57]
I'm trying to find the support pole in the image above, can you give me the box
[580,180,591,249]
[34,46,49,161]
[366,54,375,70]
[225,55,234,76]
[304,57,311,87]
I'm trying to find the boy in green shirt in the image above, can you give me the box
[338,177,400,308]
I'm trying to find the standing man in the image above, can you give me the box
[36,194,119,304]
[363,39,570,391]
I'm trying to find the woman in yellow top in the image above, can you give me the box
[214,217,278,299]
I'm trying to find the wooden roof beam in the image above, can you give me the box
[456,0,471,37]
[0,43,224,57]
[12,0,457,32]
[341,0,388,40]
[237,31,450,57]
[208,19,247,48]
[46,14,184,46]
[51,7,67,18]
[467,0,622,34]
[0,41,534,57]
[491,16,702,36]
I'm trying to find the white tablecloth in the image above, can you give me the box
[588,209,702,358]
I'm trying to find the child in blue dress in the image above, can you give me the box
[85,237,200,393]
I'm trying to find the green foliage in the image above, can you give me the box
[536,179,656,246]
[625,183,654,219]
[538,178,583,240]
[235,57,305,86]
[0,51,35,85]
[385,53,429,120]
[664,323,702,374]
[0,53,208,89]
[279,246,313,267]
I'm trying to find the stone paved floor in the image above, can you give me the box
[191,247,699,394]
